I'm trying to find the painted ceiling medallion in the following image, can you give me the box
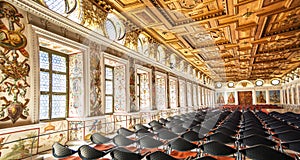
[0,2,30,124]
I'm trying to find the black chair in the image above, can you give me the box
[273,130,300,141]
[192,156,217,160]
[238,134,277,147]
[138,136,164,154]
[117,127,135,137]
[240,144,294,160]
[240,128,270,138]
[112,134,138,152]
[199,141,236,157]
[213,127,237,136]
[181,130,202,143]
[90,133,115,151]
[146,151,178,160]
[78,145,110,160]
[149,120,162,127]
[206,132,236,144]
[52,142,77,158]
[171,125,187,135]
[110,147,147,160]
[134,124,150,131]
[159,118,169,125]
[90,133,111,144]
[282,140,300,153]
[136,129,156,137]
[157,130,178,141]
[168,138,199,159]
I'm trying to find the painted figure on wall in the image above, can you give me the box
[217,92,224,103]
[269,90,280,104]
[256,91,266,103]
[227,92,235,104]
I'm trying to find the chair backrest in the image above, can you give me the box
[146,151,178,160]
[90,133,111,144]
[169,137,198,151]
[138,136,164,149]
[113,134,136,146]
[157,130,178,140]
[78,145,107,160]
[134,124,149,131]
[181,130,201,142]
[117,127,135,137]
[206,132,236,144]
[200,140,236,156]
[240,144,294,160]
[273,130,300,141]
[52,142,76,158]
[239,134,277,147]
[111,148,144,160]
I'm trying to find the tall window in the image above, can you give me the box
[39,48,69,120]
[105,66,114,114]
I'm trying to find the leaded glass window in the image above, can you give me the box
[44,0,66,15]
[39,48,69,120]
[106,19,117,40]
[105,66,114,114]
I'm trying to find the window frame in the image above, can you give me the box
[104,65,114,114]
[39,47,69,121]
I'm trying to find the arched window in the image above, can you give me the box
[105,14,126,42]
[105,19,117,40]
[44,0,77,15]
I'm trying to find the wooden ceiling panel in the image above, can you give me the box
[105,0,300,82]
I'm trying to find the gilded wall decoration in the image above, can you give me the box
[124,29,141,51]
[81,0,108,31]
[0,2,30,124]
[90,44,102,116]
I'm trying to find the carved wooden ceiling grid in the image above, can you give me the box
[106,0,300,82]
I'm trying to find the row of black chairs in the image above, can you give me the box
[52,108,300,160]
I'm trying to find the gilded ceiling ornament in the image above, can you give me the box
[179,0,202,9]
[0,2,30,124]
[81,0,108,29]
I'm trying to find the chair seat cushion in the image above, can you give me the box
[170,150,198,159]
[94,144,115,151]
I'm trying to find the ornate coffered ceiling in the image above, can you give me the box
[105,0,300,82]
